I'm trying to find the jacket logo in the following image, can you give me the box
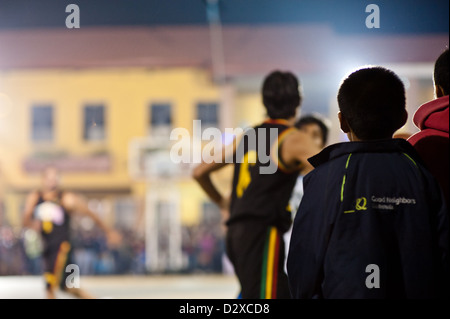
[344,197,367,214]
[355,197,367,211]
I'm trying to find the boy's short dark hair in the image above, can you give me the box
[262,71,302,119]
[337,66,406,140]
[434,48,449,96]
[295,114,329,146]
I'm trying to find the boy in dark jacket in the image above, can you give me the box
[287,67,449,299]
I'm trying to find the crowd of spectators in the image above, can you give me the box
[0,221,225,276]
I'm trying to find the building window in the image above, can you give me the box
[196,102,219,129]
[149,103,172,137]
[83,104,106,142]
[31,105,54,142]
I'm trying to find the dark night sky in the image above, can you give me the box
[0,0,448,34]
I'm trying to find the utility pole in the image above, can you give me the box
[205,0,234,132]
[206,0,226,84]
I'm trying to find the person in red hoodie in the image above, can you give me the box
[408,48,449,205]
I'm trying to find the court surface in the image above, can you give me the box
[0,274,240,299]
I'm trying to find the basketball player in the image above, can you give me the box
[22,166,122,299]
[193,71,322,299]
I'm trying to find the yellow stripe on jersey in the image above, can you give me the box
[236,150,257,198]
[265,227,278,299]
[271,127,303,173]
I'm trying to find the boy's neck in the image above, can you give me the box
[348,131,394,142]
[347,130,362,142]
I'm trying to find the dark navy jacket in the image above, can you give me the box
[287,139,449,299]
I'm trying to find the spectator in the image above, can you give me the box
[288,66,449,299]
[408,48,449,205]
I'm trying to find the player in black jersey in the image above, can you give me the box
[193,71,323,299]
[22,166,122,299]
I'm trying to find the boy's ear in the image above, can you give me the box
[338,111,351,133]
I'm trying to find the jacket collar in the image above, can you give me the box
[309,138,423,168]
[413,95,449,131]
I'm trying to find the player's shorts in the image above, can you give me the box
[42,241,73,291]
[226,222,291,299]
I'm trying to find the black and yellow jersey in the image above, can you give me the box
[33,191,71,249]
[227,119,302,232]
[33,191,73,290]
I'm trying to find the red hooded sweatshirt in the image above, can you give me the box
[408,95,449,205]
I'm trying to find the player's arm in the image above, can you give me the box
[279,130,322,174]
[63,192,122,247]
[192,136,239,211]
[22,191,40,230]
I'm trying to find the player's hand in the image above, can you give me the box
[30,219,42,232]
[219,196,230,211]
[219,196,231,224]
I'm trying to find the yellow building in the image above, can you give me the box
[0,67,265,234]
